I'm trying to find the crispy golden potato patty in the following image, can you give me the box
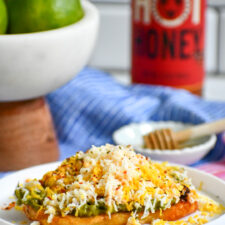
[24,201,198,225]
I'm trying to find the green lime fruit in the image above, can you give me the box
[5,0,84,34]
[0,0,7,34]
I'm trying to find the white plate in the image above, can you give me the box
[0,162,225,225]
[113,122,217,165]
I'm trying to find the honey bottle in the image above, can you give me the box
[131,0,206,95]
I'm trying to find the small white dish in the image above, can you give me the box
[0,0,99,101]
[113,121,217,165]
[0,162,224,225]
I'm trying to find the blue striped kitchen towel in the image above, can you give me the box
[1,67,225,178]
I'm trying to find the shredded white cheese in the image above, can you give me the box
[30,221,40,225]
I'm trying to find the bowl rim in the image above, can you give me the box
[0,0,98,38]
[113,121,217,155]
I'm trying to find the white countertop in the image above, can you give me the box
[109,71,225,101]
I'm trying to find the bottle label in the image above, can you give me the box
[131,0,205,93]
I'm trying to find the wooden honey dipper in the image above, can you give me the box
[143,119,225,150]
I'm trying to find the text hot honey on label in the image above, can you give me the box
[131,0,206,95]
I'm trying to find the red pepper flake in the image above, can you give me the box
[60,189,66,193]
[2,202,16,210]
[123,171,127,175]
[79,182,83,184]
[48,196,52,200]
[116,185,121,191]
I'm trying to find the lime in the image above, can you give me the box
[0,0,7,34]
[5,0,84,34]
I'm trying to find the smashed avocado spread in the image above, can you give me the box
[15,183,182,217]
[14,145,197,223]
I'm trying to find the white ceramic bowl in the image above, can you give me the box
[0,162,225,224]
[0,0,99,101]
[113,121,217,165]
